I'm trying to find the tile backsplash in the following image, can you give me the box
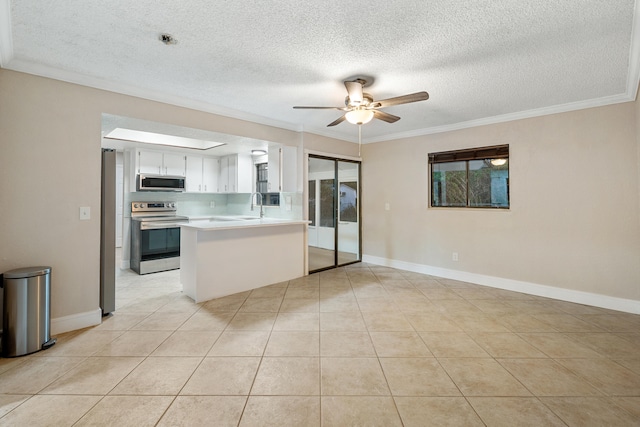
[125,191,302,219]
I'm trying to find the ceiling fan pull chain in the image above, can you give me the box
[358,124,362,157]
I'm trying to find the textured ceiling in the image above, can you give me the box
[1,0,639,143]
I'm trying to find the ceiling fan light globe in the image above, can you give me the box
[345,109,374,125]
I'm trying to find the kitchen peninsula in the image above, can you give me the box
[179,217,307,302]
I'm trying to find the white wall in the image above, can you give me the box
[361,101,640,312]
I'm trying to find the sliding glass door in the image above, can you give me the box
[308,155,361,272]
[337,161,360,264]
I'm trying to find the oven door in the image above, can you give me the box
[139,226,180,261]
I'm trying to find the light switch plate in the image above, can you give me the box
[79,206,91,220]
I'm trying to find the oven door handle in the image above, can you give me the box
[139,223,184,230]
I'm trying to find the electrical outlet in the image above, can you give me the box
[210,201,215,208]
[452,252,459,262]
[79,206,91,220]
[385,203,390,211]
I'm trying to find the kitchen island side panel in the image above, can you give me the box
[181,223,305,302]
[180,227,199,300]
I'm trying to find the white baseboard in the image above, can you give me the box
[362,255,640,315]
[51,308,102,335]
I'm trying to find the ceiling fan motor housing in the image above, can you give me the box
[346,93,373,107]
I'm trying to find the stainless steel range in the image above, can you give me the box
[130,202,189,274]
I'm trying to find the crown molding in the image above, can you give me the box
[5,57,636,146]
[363,93,635,143]
[5,58,303,134]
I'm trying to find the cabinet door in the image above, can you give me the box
[218,154,251,193]
[185,156,204,192]
[219,156,230,192]
[202,157,219,193]
[280,146,297,192]
[163,153,186,176]
[267,148,281,192]
[228,155,238,192]
[236,153,253,193]
[138,151,164,174]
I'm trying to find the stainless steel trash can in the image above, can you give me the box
[1,266,56,357]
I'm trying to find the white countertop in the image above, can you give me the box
[181,216,308,231]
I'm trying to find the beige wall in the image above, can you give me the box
[362,101,640,303]
[0,69,309,325]
[302,132,359,158]
[2,67,639,328]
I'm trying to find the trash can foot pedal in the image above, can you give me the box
[42,338,56,350]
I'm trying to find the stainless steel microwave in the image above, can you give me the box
[137,174,185,192]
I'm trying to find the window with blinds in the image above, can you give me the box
[429,145,509,208]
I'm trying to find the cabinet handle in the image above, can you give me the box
[199,184,201,191]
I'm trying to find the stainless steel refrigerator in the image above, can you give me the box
[100,148,116,315]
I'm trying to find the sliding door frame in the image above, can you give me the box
[307,153,362,273]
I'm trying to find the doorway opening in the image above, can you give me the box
[308,155,361,272]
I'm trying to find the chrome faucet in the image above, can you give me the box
[250,192,264,218]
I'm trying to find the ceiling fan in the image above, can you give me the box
[293,78,429,127]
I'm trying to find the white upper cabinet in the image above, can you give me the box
[133,149,254,193]
[163,153,187,176]
[219,154,252,193]
[267,148,280,192]
[281,146,297,192]
[218,156,231,192]
[202,157,219,193]
[185,156,204,192]
[267,146,297,192]
[137,150,163,175]
[137,150,186,176]
[186,156,220,193]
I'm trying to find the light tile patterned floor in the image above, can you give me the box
[1,263,640,426]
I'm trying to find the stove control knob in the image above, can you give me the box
[133,203,139,209]
[170,203,176,208]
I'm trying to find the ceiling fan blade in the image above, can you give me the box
[372,91,429,108]
[344,80,364,104]
[327,115,346,127]
[373,110,401,123]
[293,106,344,110]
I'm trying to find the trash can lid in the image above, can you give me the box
[3,266,51,279]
